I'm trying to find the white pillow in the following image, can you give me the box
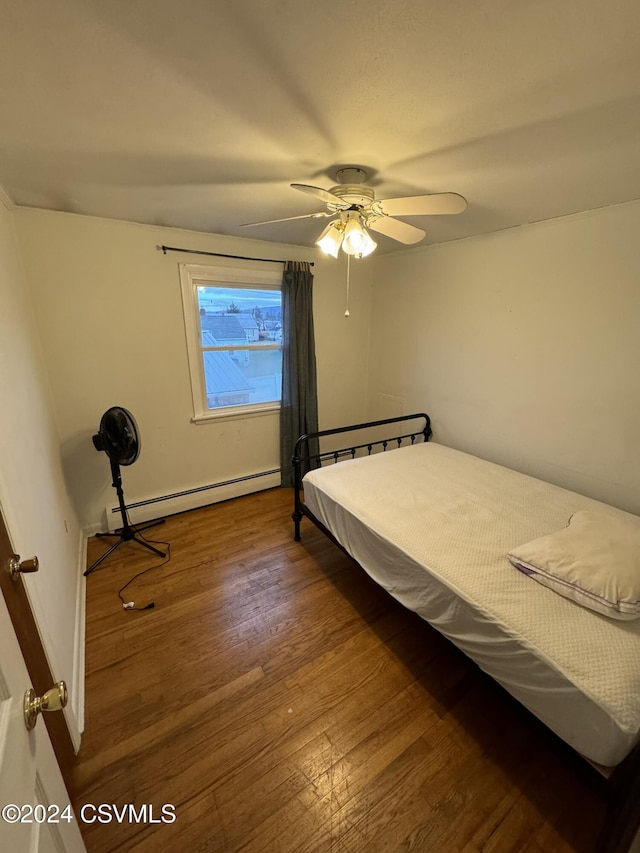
[508,510,640,620]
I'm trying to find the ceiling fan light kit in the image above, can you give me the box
[340,211,377,258]
[242,166,467,258]
[316,210,377,259]
[315,221,344,258]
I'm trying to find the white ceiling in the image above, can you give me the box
[1,0,640,252]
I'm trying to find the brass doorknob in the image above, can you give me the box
[9,554,39,581]
[23,681,68,731]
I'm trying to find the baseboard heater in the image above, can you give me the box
[106,468,281,531]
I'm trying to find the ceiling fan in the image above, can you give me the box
[242,167,467,258]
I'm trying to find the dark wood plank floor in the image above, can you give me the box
[72,487,607,852]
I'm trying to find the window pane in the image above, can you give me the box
[197,286,282,348]
[195,283,283,412]
[203,348,282,410]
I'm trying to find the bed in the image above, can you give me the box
[292,413,640,853]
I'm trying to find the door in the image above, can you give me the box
[0,587,86,852]
[0,506,77,784]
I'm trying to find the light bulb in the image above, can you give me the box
[342,218,376,257]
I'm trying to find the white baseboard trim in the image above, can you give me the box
[105,471,281,531]
[71,531,87,748]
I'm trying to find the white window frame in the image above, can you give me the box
[179,262,283,422]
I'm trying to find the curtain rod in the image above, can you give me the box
[159,244,314,266]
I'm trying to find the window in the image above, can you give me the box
[179,263,283,420]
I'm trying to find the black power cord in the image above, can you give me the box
[117,525,171,612]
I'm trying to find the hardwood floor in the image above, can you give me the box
[72,487,607,852]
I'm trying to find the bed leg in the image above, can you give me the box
[292,451,303,541]
[292,510,302,541]
[597,744,640,853]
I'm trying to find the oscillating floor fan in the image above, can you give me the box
[85,407,166,576]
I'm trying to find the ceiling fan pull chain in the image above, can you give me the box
[345,254,351,318]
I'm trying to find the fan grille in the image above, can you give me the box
[97,407,140,466]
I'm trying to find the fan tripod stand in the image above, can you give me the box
[84,458,166,576]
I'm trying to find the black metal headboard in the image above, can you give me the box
[292,412,432,541]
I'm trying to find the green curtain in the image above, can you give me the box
[280,261,319,487]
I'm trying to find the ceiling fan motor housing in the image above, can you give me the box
[327,184,375,209]
[327,167,374,208]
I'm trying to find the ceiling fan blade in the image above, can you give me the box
[367,216,425,244]
[377,192,467,217]
[291,183,348,207]
[241,211,330,226]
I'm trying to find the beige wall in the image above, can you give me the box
[0,196,84,743]
[368,199,640,514]
[15,209,372,530]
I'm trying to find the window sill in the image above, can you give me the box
[191,404,280,424]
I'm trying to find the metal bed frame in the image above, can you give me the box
[292,412,432,543]
[290,411,640,853]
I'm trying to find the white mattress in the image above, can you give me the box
[302,442,640,766]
